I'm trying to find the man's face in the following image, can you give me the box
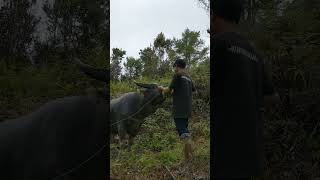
[173,66,180,73]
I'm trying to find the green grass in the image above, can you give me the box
[110,113,210,179]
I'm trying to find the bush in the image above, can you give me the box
[0,51,106,117]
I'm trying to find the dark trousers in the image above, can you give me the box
[174,118,189,136]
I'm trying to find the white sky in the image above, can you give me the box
[110,0,210,59]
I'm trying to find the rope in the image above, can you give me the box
[51,144,107,180]
[110,94,158,126]
[51,92,160,179]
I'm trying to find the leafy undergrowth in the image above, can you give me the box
[0,59,104,120]
[110,108,210,179]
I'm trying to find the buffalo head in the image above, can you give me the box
[135,82,165,106]
[74,57,109,83]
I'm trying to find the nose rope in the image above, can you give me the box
[110,94,159,126]
[51,144,107,180]
[51,93,161,180]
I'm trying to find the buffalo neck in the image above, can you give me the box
[133,93,157,121]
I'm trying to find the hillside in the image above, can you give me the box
[110,76,210,179]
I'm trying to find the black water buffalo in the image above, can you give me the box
[0,59,108,180]
[110,83,165,147]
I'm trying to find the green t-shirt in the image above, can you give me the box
[169,72,195,118]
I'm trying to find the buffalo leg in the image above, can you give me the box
[116,123,127,159]
[110,134,117,144]
[127,136,135,150]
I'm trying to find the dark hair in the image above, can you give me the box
[211,0,244,24]
[173,58,186,68]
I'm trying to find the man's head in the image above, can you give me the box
[173,58,186,73]
[210,0,244,35]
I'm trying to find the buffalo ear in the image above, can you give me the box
[135,82,159,89]
[139,88,146,92]
[134,81,143,87]
[74,57,108,82]
[135,82,152,89]
[135,82,143,87]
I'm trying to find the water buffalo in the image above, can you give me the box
[110,82,165,147]
[0,59,109,180]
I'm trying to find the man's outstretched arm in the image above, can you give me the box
[158,86,173,93]
[158,75,178,94]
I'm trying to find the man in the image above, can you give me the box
[210,0,280,179]
[158,58,195,140]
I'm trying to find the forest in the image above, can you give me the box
[0,0,108,118]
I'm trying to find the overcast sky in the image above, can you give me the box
[110,0,210,59]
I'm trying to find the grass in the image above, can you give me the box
[110,112,210,179]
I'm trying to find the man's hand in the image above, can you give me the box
[158,86,172,93]
[158,86,164,91]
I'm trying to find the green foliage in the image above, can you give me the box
[189,59,210,113]
[121,29,209,80]
[139,47,159,78]
[238,0,320,179]
[153,32,173,76]
[136,154,160,171]
[123,57,143,79]
[110,48,126,81]
[41,0,106,59]
[0,51,105,118]
[173,29,209,67]
[110,80,136,97]
[0,0,39,64]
